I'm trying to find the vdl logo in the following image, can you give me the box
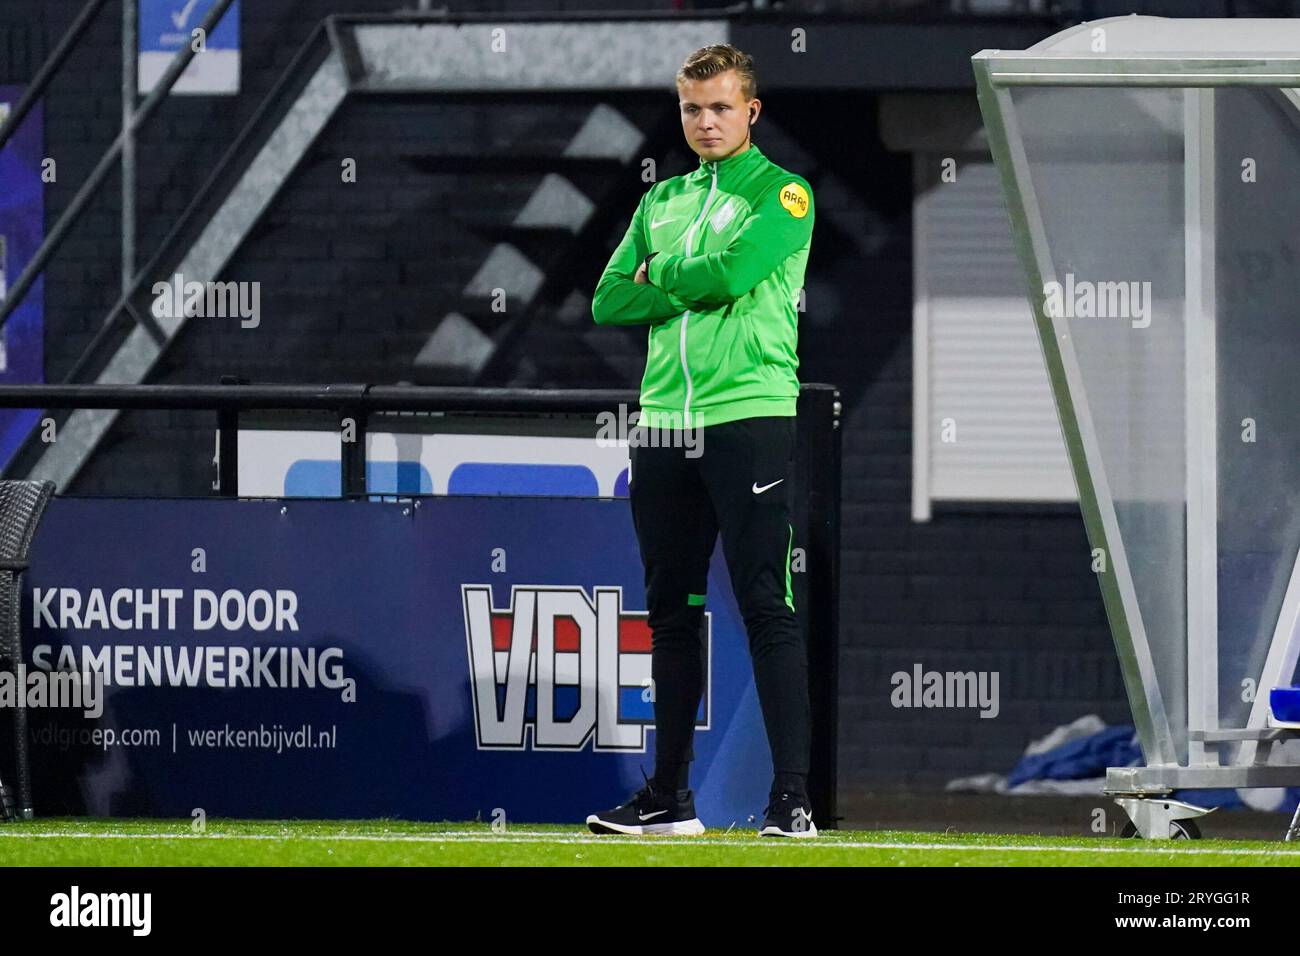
[462,585,711,751]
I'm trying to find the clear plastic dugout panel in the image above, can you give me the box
[974,17,1300,835]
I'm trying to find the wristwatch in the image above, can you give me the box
[642,251,659,282]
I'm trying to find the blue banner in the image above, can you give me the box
[19,497,771,826]
[0,87,45,472]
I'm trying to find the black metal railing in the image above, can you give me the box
[0,0,240,332]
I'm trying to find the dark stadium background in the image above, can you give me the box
[2,0,1286,829]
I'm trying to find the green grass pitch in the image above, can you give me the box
[0,819,1297,866]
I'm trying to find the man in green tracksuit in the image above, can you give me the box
[586,43,817,838]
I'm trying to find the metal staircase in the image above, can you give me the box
[0,8,731,489]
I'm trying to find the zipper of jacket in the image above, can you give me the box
[679,161,719,426]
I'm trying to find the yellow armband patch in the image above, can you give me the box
[778,182,809,219]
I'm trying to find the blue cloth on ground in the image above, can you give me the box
[1007,725,1140,787]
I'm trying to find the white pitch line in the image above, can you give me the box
[0,831,1298,856]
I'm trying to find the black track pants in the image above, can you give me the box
[628,415,811,779]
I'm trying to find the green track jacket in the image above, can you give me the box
[591,143,814,428]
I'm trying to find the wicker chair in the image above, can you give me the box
[0,480,55,821]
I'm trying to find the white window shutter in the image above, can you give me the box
[912,155,1075,520]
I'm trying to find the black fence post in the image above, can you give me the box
[797,383,842,830]
[215,376,244,497]
[340,407,368,498]
[216,409,238,497]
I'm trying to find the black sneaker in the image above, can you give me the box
[758,788,817,838]
[586,770,705,835]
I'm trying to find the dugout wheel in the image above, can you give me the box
[1119,819,1202,840]
[1112,796,1212,840]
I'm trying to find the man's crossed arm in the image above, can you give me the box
[645,178,813,304]
[592,178,813,326]
[592,189,713,326]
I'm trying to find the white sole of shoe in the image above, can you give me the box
[758,821,819,838]
[585,815,706,836]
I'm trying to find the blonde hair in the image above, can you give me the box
[676,44,757,102]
